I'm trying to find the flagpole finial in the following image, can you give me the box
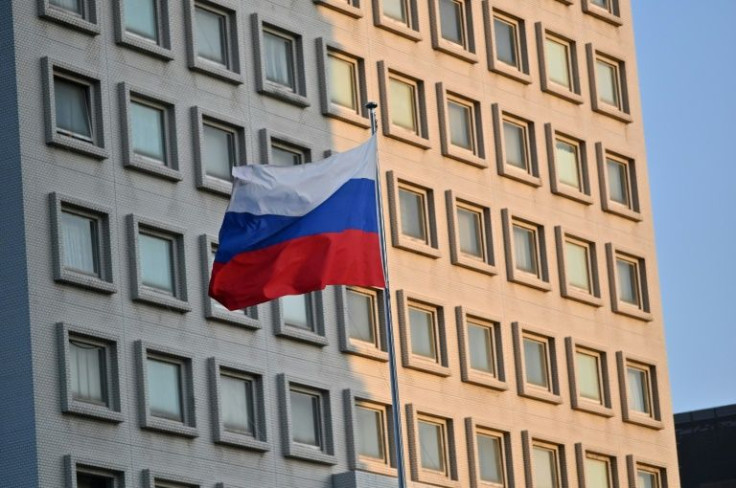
[366,102,378,135]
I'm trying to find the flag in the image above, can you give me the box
[209,136,385,310]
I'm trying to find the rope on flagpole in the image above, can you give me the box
[366,101,407,488]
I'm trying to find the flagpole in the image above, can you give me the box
[367,102,407,488]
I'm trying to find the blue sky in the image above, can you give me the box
[632,1,736,413]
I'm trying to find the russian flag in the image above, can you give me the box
[209,136,385,310]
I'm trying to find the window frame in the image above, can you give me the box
[535,24,583,104]
[466,419,514,488]
[456,307,506,391]
[397,290,450,377]
[272,291,327,346]
[378,62,431,149]
[200,235,261,328]
[258,128,313,166]
[545,124,593,204]
[406,404,460,488]
[446,191,497,275]
[343,389,397,476]
[617,352,663,429]
[587,45,631,122]
[141,470,202,488]
[50,193,116,294]
[428,0,478,63]
[502,210,551,291]
[42,58,108,159]
[575,444,620,488]
[278,374,337,465]
[606,244,652,321]
[386,171,441,258]
[113,0,174,60]
[58,323,123,423]
[316,39,370,128]
[372,0,421,41]
[596,144,641,221]
[555,227,602,306]
[208,357,269,451]
[313,0,363,18]
[252,14,310,107]
[119,83,181,181]
[565,338,613,417]
[136,341,198,438]
[184,0,243,83]
[336,286,389,361]
[483,5,531,84]
[626,457,668,488]
[64,455,127,488]
[492,105,541,186]
[522,432,569,488]
[437,84,486,167]
[39,0,101,34]
[581,0,622,26]
[128,214,190,312]
[513,323,562,404]
[192,107,247,196]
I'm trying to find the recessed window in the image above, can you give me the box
[264,29,297,90]
[418,417,449,475]
[41,0,101,34]
[202,122,235,181]
[533,443,561,488]
[399,186,429,244]
[67,461,125,488]
[503,211,550,290]
[139,231,176,295]
[273,291,326,346]
[598,148,640,220]
[457,205,484,260]
[607,156,631,207]
[618,353,661,428]
[448,99,474,151]
[271,140,308,166]
[186,1,242,83]
[383,0,410,24]
[355,401,391,464]
[130,100,167,163]
[555,137,582,191]
[447,193,495,274]
[486,9,530,83]
[147,355,184,421]
[280,376,336,464]
[588,46,630,120]
[546,128,591,203]
[195,3,229,66]
[626,363,652,416]
[439,0,466,47]
[347,287,380,347]
[596,58,621,109]
[493,107,540,185]
[458,309,505,390]
[203,238,259,326]
[493,15,520,69]
[282,294,315,331]
[607,246,650,319]
[69,338,108,406]
[523,336,550,390]
[503,119,530,171]
[585,453,613,488]
[51,0,84,14]
[253,17,308,106]
[389,76,419,134]
[76,470,115,488]
[576,349,603,404]
[513,222,540,277]
[437,88,484,165]
[54,76,93,142]
[637,466,662,488]
[583,0,621,25]
[592,0,611,10]
[616,256,640,306]
[220,371,255,435]
[124,0,160,43]
[408,304,438,361]
[467,319,496,375]
[537,25,582,102]
[318,41,369,126]
[545,35,573,90]
[60,209,101,277]
[291,388,323,445]
[476,430,506,486]
[328,51,359,111]
[515,324,561,403]
[567,339,612,416]
[564,237,594,294]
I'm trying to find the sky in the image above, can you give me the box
[632,1,736,413]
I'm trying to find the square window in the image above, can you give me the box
[398,291,449,376]
[536,25,583,104]
[582,0,622,25]
[253,16,309,106]
[210,358,269,451]
[279,375,336,464]
[185,0,242,83]
[137,341,197,437]
[502,211,550,290]
[457,307,506,390]
[446,192,496,275]
[51,194,115,293]
[120,84,180,181]
[59,324,122,422]
[617,353,662,429]
[484,7,531,83]
[201,236,260,327]
[129,215,190,312]
[373,0,420,40]
[606,245,651,320]
[43,59,107,159]
[273,291,327,346]
[387,172,441,258]
[437,86,486,166]
[379,64,430,148]
[493,106,540,186]
[317,41,369,127]
[587,46,631,122]
[597,146,640,220]
[407,405,459,486]
[337,286,388,361]
[555,228,601,306]
[115,0,173,59]
[429,0,477,62]
[514,324,561,404]
[40,0,100,34]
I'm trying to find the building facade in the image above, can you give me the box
[0,0,679,487]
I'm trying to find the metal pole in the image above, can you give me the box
[366,102,407,488]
